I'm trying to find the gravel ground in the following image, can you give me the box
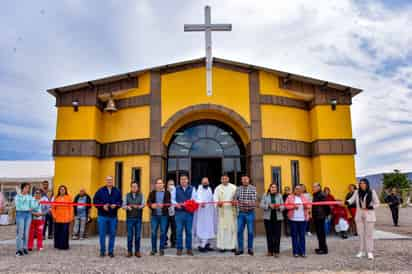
[375,206,412,236]
[1,236,411,273]
[0,207,411,273]
[0,224,16,241]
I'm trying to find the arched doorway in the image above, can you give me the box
[166,120,247,189]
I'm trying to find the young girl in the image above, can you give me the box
[28,190,48,251]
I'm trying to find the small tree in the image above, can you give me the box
[383,169,410,190]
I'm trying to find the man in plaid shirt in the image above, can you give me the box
[235,174,257,256]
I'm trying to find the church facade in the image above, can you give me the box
[48,57,361,232]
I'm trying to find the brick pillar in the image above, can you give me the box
[248,70,265,234]
[149,71,162,187]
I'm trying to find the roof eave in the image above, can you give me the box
[46,56,362,97]
[213,57,363,96]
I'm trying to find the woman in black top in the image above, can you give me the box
[282,186,291,236]
[345,184,357,235]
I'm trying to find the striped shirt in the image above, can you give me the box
[236,185,257,212]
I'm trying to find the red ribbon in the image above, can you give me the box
[41,200,343,213]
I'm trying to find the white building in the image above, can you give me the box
[0,161,54,203]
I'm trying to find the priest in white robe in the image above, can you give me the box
[194,177,216,252]
[213,174,237,252]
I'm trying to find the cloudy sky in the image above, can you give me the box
[1,0,411,176]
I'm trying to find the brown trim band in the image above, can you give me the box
[115,94,150,109]
[53,139,150,158]
[55,77,138,107]
[53,138,356,158]
[102,139,150,157]
[260,95,309,110]
[260,93,351,110]
[310,86,352,107]
[312,139,356,156]
[263,139,312,157]
[278,76,352,108]
[262,138,356,156]
[53,140,100,157]
[56,93,150,110]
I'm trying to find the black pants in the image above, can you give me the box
[264,219,282,254]
[54,222,70,250]
[390,206,399,226]
[43,213,54,238]
[314,218,328,252]
[283,211,290,236]
[166,216,176,246]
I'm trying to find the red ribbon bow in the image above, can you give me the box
[183,199,199,213]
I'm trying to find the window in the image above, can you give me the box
[115,162,123,194]
[271,166,282,191]
[291,160,300,188]
[131,167,141,186]
[167,122,243,158]
[166,121,246,186]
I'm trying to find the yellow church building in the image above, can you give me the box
[48,57,361,233]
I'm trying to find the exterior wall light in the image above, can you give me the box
[330,98,337,111]
[72,99,80,112]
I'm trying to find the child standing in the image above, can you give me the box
[28,190,49,251]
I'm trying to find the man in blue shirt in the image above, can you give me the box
[172,174,196,256]
[93,176,122,258]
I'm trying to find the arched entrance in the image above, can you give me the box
[166,120,247,189]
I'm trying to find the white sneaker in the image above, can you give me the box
[367,253,374,260]
[356,252,365,258]
[307,232,312,236]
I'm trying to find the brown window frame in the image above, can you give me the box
[291,160,300,189]
[271,166,282,191]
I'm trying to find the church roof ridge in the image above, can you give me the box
[47,57,362,97]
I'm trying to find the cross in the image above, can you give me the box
[184,6,232,96]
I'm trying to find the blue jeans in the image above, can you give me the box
[325,217,331,235]
[175,211,193,251]
[16,211,32,251]
[97,216,118,255]
[290,220,306,256]
[150,215,168,252]
[127,217,142,253]
[237,211,255,251]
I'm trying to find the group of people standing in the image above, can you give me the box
[13,175,381,260]
[120,173,257,257]
[13,181,94,256]
[13,181,54,256]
